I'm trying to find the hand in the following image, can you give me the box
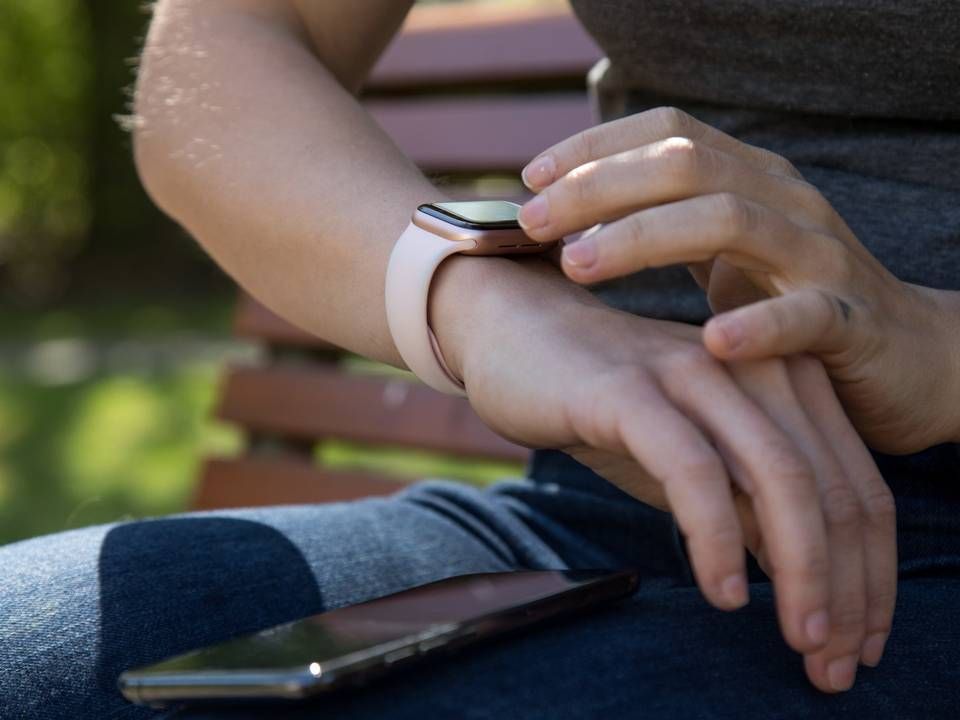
[429,255,897,693]
[518,106,960,454]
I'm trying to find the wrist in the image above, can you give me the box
[428,255,594,388]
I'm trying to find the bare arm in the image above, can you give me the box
[134,0,432,364]
[133,3,899,691]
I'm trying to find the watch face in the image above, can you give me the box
[419,201,521,230]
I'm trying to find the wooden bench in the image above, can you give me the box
[193,2,603,511]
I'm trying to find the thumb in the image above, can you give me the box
[703,289,849,360]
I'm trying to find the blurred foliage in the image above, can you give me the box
[0,363,238,546]
[0,0,537,546]
[0,295,234,342]
[0,0,227,307]
[0,0,558,305]
[0,0,91,300]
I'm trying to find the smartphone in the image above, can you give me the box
[119,569,638,707]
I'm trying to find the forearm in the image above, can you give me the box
[133,0,430,365]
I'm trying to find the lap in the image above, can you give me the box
[0,481,562,720]
[177,579,959,720]
[1,475,956,719]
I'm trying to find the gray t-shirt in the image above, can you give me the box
[568,0,960,323]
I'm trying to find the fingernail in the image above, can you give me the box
[518,194,549,231]
[860,632,887,667]
[805,610,830,646]
[712,316,744,351]
[522,155,556,190]
[721,573,749,609]
[827,655,858,692]
[563,236,597,269]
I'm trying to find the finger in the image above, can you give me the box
[559,193,828,287]
[521,106,802,192]
[704,290,851,360]
[704,260,770,314]
[729,358,868,693]
[605,386,749,611]
[657,348,831,655]
[786,357,897,671]
[522,139,752,242]
[687,259,715,292]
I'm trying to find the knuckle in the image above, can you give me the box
[816,236,856,284]
[674,452,725,484]
[861,483,897,528]
[831,604,868,635]
[608,363,655,389]
[772,543,830,585]
[571,367,653,448]
[785,353,831,391]
[650,106,695,138]
[760,440,816,490]
[666,345,717,377]
[710,192,756,236]
[572,127,600,165]
[696,522,743,553]
[809,286,841,321]
[821,484,863,530]
[786,352,824,379]
[758,147,801,178]
[657,136,705,189]
[789,179,836,227]
[565,161,602,206]
[778,157,803,179]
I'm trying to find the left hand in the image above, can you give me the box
[517,106,960,454]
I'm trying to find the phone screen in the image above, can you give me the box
[136,571,621,674]
[121,570,638,705]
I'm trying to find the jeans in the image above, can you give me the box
[1,447,958,719]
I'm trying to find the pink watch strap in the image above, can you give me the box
[385,221,476,396]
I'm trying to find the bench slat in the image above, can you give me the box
[369,4,602,88]
[195,457,405,510]
[367,95,594,172]
[216,364,529,463]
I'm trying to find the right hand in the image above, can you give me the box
[430,255,896,694]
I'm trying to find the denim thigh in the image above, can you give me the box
[0,481,569,720]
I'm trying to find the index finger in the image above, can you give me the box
[522,106,802,191]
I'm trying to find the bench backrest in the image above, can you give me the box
[193,2,602,510]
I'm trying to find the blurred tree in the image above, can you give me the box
[0,0,557,308]
[0,0,92,303]
[0,0,227,309]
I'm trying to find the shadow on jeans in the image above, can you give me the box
[96,517,325,711]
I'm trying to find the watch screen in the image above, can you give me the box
[420,201,521,229]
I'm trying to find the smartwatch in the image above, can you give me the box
[385,200,556,396]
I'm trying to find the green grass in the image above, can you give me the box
[0,363,240,546]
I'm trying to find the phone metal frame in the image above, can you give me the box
[119,570,638,707]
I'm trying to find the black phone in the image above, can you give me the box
[119,569,638,707]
